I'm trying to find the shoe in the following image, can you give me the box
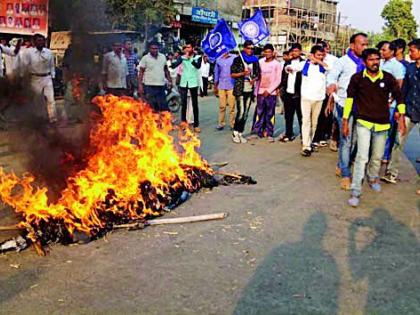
[381,173,397,184]
[232,131,240,144]
[239,133,248,144]
[194,127,201,133]
[369,181,382,192]
[301,149,312,157]
[329,140,338,152]
[348,195,360,207]
[278,134,294,142]
[267,137,275,143]
[335,167,342,177]
[340,177,351,191]
[215,125,224,131]
[319,141,328,147]
[312,142,319,147]
[311,144,319,152]
[247,134,259,141]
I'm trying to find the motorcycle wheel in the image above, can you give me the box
[168,98,181,113]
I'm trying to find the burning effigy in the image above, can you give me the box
[0,95,255,254]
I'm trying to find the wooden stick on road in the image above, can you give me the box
[214,171,242,179]
[0,224,21,231]
[114,213,228,229]
[148,212,228,226]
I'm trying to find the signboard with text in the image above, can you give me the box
[0,0,49,37]
[191,7,218,25]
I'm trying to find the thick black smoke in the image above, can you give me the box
[0,0,113,199]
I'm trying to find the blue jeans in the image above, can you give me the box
[335,105,356,178]
[382,105,397,161]
[351,123,387,197]
[144,85,168,112]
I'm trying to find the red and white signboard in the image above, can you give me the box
[0,1,48,37]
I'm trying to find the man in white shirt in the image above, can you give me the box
[102,41,128,96]
[24,34,60,124]
[287,45,329,156]
[199,55,210,97]
[0,40,21,78]
[313,41,338,147]
[326,33,368,190]
[138,41,172,112]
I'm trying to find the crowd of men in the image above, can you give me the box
[1,32,420,206]
[146,34,419,207]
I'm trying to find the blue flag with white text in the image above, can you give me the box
[201,19,237,62]
[239,9,270,45]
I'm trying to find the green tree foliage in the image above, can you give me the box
[106,0,176,34]
[381,0,417,41]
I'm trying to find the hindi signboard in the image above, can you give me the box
[191,7,218,25]
[0,1,49,37]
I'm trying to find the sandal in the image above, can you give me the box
[301,149,312,157]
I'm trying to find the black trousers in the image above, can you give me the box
[180,86,199,128]
[234,92,254,133]
[283,92,302,138]
[313,96,333,142]
[200,77,208,97]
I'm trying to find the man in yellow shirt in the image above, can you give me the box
[342,48,406,207]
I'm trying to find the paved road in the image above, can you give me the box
[0,96,419,315]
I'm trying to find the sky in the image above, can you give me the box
[338,0,420,33]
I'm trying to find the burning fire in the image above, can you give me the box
[0,95,213,243]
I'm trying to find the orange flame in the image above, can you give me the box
[0,96,212,240]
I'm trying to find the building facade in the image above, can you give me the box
[242,0,339,52]
[173,0,243,47]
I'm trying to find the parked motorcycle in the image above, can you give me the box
[166,86,181,113]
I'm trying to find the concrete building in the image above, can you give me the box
[173,0,243,45]
[242,0,339,52]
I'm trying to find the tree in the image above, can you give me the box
[381,0,417,41]
[105,0,176,41]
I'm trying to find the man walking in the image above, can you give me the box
[252,44,282,142]
[327,33,368,190]
[0,40,20,78]
[343,48,406,207]
[383,39,420,184]
[378,40,405,163]
[214,51,236,130]
[313,41,338,148]
[102,41,128,96]
[279,43,304,142]
[124,39,139,97]
[138,42,172,112]
[24,34,61,124]
[392,38,410,69]
[200,55,210,97]
[286,45,329,156]
[231,40,260,144]
[171,41,202,133]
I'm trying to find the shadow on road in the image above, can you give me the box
[234,212,340,315]
[348,208,420,314]
[0,268,40,306]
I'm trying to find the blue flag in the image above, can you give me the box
[201,19,237,62]
[239,9,270,45]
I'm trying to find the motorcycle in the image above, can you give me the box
[166,86,181,113]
